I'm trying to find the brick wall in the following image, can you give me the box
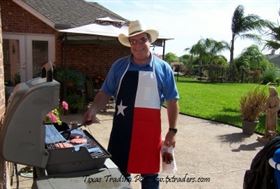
[0,4,7,189]
[1,0,55,34]
[63,43,130,79]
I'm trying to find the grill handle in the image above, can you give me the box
[41,61,54,82]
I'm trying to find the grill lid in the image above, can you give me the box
[0,77,60,168]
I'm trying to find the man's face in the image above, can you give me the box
[128,33,151,62]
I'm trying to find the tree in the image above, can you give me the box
[189,38,229,78]
[179,54,191,64]
[179,54,193,75]
[264,22,280,51]
[164,52,178,63]
[235,45,272,82]
[230,5,268,64]
[236,45,271,72]
[189,38,229,65]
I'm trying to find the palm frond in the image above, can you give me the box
[264,40,280,50]
[239,33,261,42]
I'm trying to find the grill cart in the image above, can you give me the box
[0,70,130,189]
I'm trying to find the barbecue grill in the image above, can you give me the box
[0,65,130,189]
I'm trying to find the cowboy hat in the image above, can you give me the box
[118,20,159,47]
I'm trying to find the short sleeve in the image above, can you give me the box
[162,66,179,100]
[101,57,130,97]
[101,65,117,97]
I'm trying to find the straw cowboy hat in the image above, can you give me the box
[118,20,159,47]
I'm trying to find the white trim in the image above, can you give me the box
[26,34,55,80]
[116,61,130,97]
[12,0,55,29]
[3,32,55,81]
[3,33,27,81]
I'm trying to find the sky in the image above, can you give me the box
[88,0,280,60]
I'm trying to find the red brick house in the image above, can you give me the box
[0,0,130,86]
[0,0,169,89]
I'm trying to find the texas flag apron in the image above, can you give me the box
[108,61,162,174]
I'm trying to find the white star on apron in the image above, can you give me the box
[117,100,127,116]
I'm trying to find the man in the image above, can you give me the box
[84,20,179,189]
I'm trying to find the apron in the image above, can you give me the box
[108,60,162,174]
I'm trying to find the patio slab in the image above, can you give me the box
[10,107,264,189]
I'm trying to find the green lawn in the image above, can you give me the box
[176,77,274,134]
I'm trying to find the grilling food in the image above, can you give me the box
[70,137,87,144]
[54,142,74,148]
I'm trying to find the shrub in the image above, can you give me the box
[240,86,267,122]
[262,67,279,84]
[54,68,85,89]
[65,93,85,113]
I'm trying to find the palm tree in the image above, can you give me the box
[230,5,268,64]
[236,45,270,71]
[264,22,280,51]
[189,38,229,64]
[189,38,229,77]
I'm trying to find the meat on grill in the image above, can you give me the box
[54,142,73,148]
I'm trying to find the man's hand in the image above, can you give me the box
[83,109,100,125]
[82,91,111,125]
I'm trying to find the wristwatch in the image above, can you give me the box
[169,128,178,134]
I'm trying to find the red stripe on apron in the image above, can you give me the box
[127,107,162,174]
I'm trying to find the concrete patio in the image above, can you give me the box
[11,107,264,189]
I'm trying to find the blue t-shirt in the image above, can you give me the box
[101,54,179,103]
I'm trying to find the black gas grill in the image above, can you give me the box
[0,66,130,189]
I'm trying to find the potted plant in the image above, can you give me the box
[240,86,267,135]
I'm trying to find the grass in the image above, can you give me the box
[176,77,274,134]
